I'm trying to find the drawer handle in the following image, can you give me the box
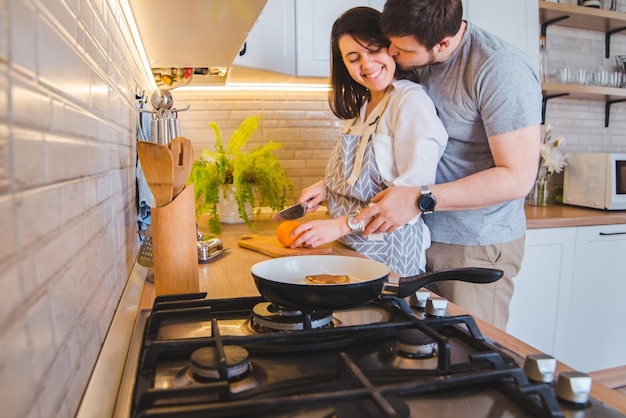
[599,231,626,236]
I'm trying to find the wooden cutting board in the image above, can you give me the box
[238,233,333,257]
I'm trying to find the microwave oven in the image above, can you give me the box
[563,152,626,210]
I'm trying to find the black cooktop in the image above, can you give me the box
[113,293,625,418]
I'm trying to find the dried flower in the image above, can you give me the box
[539,123,567,176]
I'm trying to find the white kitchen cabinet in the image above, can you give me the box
[507,223,626,373]
[237,0,537,78]
[295,0,385,77]
[507,227,576,356]
[560,224,626,372]
[234,0,385,78]
[232,0,296,75]
[463,0,539,71]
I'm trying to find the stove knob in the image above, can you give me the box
[409,289,431,309]
[555,371,592,405]
[425,297,448,317]
[523,353,557,383]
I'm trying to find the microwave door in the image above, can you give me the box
[607,157,626,210]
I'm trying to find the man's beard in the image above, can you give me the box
[396,51,437,70]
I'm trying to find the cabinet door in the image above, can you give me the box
[507,228,576,355]
[233,0,296,75]
[462,0,539,72]
[295,0,385,77]
[559,224,626,372]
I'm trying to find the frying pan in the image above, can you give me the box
[251,255,503,310]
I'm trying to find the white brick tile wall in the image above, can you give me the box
[0,260,22,323]
[12,80,52,130]
[174,89,342,200]
[2,0,151,416]
[0,321,35,417]
[25,294,57,382]
[0,1,7,62]
[11,0,37,75]
[14,128,46,188]
[0,123,11,193]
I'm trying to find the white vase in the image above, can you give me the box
[216,184,252,224]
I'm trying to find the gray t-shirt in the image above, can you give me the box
[416,21,542,246]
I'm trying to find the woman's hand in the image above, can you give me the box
[290,217,349,248]
[299,180,327,213]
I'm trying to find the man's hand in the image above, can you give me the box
[355,186,420,236]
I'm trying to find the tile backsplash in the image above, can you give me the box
[3,1,626,417]
[0,0,150,416]
[172,88,340,199]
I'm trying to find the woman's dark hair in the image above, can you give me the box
[329,7,417,120]
[380,0,463,50]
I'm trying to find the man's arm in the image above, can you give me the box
[356,125,540,236]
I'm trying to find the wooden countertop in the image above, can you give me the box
[138,209,626,414]
[525,204,626,229]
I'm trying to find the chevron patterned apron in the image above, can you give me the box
[325,95,427,276]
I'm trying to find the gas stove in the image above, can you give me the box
[113,292,625,418]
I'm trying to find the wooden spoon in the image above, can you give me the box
[137,141,174,207]
[168,136,193,198]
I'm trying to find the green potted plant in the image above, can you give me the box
[190,115,294,234]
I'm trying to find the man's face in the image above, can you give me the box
[387,35,437,69]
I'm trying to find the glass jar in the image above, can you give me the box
[528,176,550,206]
[540,36,549,83]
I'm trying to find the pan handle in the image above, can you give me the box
[383,267,504,298]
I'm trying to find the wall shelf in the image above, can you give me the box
[542,82,626,126]
[539,1,626,57]
[539,2,626,32]
[539,1,626,126]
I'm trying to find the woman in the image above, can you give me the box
[289,7,448,276]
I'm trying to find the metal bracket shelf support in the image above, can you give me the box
[606,26,626,58]
[541,16,570,40]
[542,93,570,124]
[605,98,626,127]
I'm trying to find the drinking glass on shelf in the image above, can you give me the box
[595,69,610,86]
[557,67,572,84]
[574,69,591,85]
[610,71,623,87]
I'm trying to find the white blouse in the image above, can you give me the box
[342,79,448,189]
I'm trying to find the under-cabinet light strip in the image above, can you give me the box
[119,0,157,91]
[178,84,331,92]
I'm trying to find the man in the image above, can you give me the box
[355,0,542,329]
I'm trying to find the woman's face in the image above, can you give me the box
[338,34,395,93]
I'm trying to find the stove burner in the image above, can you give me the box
[190,345,250,380]
[251,302,333,332]
[379,328,438,370]
[396,329,437,358]
[334,395,410,418]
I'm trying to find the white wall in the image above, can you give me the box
[0,0,152,416]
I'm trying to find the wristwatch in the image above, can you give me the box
[347,213,364,233]
[416,185,436,214]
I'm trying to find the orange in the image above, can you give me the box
[276,220,303,247]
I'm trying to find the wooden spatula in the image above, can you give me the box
[137,141,174,207]
[168,136,193,198]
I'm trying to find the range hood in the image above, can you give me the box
[128,0,268,88]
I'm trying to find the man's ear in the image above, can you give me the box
[434,37,452,54]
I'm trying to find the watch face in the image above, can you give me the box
[418,194,436,212]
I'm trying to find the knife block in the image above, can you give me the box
[151,184,199,296]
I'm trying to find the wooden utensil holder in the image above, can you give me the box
[151,184,199,296]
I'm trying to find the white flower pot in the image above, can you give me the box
[217,184,252,224]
